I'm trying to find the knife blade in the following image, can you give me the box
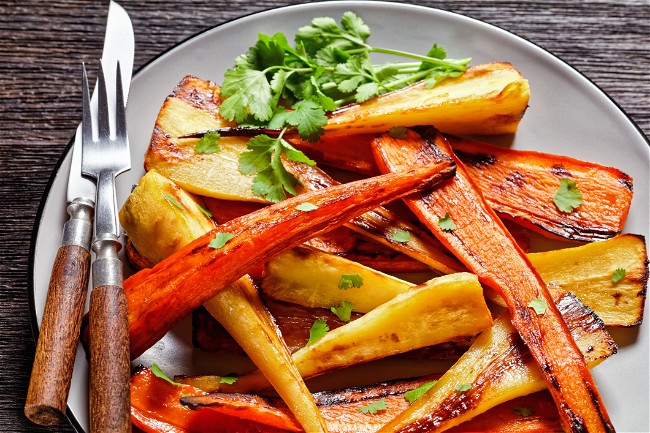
[25,1,134,426]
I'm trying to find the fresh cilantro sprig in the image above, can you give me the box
[219,12,470,202]
[238,130,316,202]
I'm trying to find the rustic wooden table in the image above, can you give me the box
[1,1,648,432]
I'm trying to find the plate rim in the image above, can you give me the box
[27,1,650,431]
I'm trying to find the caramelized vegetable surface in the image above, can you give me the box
[121,170,328,432]
[447,135,633,241]
[221,273,491,394]
[125,159,455,358]
[292,133,633,242]
[378,292,616,433]
[324,62,529,136]
[372,128,614,432]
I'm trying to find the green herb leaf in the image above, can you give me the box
[239,134,315,202]
[611,267,626,283]
[296,202,319,212]
[163,193,183,210]
[307,318,329,345]
[512,405,535,417]
[438,212,456,231]
[151,363,181,386]
[197,203,213,218]
[219,375,239,385]
[388,126,408,138]
[338,273,363,289]
[359,398,388,414]
[209,232,234,249]
[283,99,328,142]
[554,178,583,213]
[390,229,411,243]
[528,297,548,315]
[220,67,273,122]
[331,300,354,322]
[455,383,472,392]
[194,131,221,154]
[403,381,438,404]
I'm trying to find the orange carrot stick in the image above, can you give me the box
[125,160,455,358]
[371,128,614,432]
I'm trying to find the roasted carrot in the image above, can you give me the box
[130,366,288,433]
[446,135,633,241]
[371,128,614,432]
[291,133,632,242]
[181,375,565,433]
[125,160,455,358]
[203,198,432,273]
[284,157,465,275]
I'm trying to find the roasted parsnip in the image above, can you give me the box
[372,128,614,432]
[125,159,455,358]
[378,292,616,433]
[120,170,328,433]
[198,273,492,394]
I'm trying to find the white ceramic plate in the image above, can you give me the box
[30,2,649,431]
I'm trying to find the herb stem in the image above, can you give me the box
[369,47,470,70]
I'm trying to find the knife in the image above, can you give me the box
[24,1,134,426]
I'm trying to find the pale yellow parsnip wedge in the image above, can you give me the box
[378,292,616,433]
[220,273,492,394]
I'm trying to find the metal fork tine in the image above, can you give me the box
[115,62,126,140]
[81,64,92,145]
[97,62,110,141]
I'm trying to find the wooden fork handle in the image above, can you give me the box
[89,283,131,433]
[25,198,93,425]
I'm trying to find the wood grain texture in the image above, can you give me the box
[0,1,647,432]
[25,245,90,426]
[88,285,131,433]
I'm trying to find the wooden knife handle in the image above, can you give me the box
[89,284,131,433]
[25,198,93,425]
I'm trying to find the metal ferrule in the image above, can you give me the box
[62,197,94,249]
[91,233,123,288]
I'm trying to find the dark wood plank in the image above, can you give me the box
[0,1,647,432]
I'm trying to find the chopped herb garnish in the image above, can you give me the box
[296,202,319,212]
[338,273,363,289]
[389,126,408,138]
[209,232,234,249]
[219,375,239,385]
[307,318,329,345]
[151,363,182,386]
[455,383,472,392]
[390,229,411,243]
[528,297,548,315]
[331,300,354,322]
[438,212,456,231]
[219,12,469,202]
[513,405,535,417]
[611,267,626,283]
[163,193,183,210]
[197,203,213,218]
[359,398,388,414]
[554,178,583,213]
[194,131,222,154]
[403,380,438,404]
